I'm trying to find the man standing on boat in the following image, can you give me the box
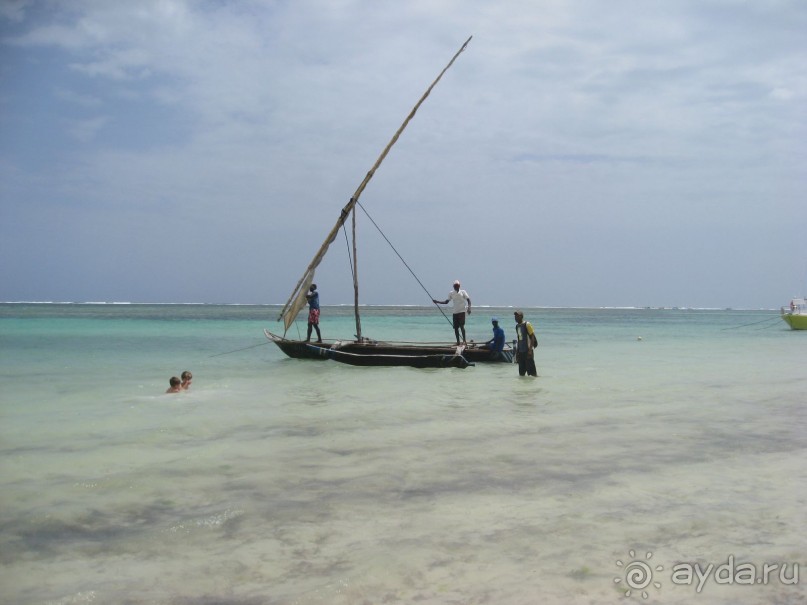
[513,310,537,377]
[305,284,322,343]
[433,280,471,344]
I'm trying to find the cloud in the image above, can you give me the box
[55,87,102,107]
[1,0,805,307]
[0,0,28,23]
[769,87,795,101]
[66,115,108,142]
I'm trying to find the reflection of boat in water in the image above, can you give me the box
[265,330,512,364]
[267,37,511,368]
[781,298,807,330]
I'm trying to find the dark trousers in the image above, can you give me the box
[517,352,537,377]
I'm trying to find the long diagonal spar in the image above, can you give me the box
[278,36,473,335]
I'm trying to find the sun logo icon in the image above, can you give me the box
[614,550,663,598]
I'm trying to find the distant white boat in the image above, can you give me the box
[781,297,807,330]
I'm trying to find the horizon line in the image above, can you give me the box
[0,301,781,311]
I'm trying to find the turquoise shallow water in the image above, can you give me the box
[0,304,805,604]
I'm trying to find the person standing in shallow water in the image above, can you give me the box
[305,284,322,343]
[513,310,538,377]
[180,371,192,390]
[433,280,471,344]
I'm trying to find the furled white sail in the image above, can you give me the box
[281,270,314,332]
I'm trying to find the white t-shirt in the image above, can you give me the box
[448,289,470,314]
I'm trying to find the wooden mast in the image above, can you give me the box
[278,36,473,334]
[352,202,362,340]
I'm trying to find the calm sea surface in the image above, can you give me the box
[1,304,805,604]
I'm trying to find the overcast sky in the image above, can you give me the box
[1,0,804,308]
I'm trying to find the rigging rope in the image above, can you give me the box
[342,222,357,285]
[356,200,454,328]
[209,341,271,358]
[757,317,786,330]
[720,315,781,330]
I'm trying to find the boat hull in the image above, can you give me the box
[782,313,807,330]
[265,330,513,363]
[306,344,472,368]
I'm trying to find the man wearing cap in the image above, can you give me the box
[483,317,506,360]
[513,310,538,377]
[433,280,471,344]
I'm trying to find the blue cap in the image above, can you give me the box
[491,317,498,322]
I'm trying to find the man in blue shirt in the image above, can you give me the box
[305,284,322,343]
[483,317,506,360]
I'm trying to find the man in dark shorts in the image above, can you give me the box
[433,280,471,344]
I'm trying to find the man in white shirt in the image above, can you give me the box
[433,280,472,344]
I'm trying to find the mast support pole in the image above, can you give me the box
[352,204,362,340]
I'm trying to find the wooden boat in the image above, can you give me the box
[268,37,512,368]
[304,344,473,369]
[265,330,512,364]
[781,298,807,330]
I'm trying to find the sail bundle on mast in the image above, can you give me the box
[281,270,314,332]
[278,36,473,334]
